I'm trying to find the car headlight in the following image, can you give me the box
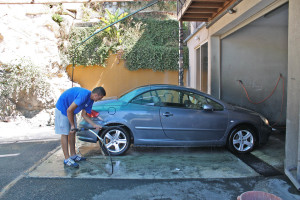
[259,115,269,126]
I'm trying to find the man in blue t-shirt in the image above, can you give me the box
[55,87,106,168]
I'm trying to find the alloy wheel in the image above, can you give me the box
[232,130,254,152]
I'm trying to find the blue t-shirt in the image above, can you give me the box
[56,87,94,116]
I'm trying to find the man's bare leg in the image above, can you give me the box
[61,135,69,159]
[69,131,76,157]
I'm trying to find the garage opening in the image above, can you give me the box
[220,4,288,126]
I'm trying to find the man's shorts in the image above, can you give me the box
[55,108,77,135]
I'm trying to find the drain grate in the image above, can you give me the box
[233,153,282,177]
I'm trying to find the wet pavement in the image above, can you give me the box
[28,134,283,180]
[21,131,300,199]
[29,144,258,179]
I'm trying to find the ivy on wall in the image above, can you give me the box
[124,19,189,71]
[69,9,128,66]
[69,28,113,66]
[68,14,189,71]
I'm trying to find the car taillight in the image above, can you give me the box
[87,110,99,118]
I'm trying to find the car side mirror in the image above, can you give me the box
[203,104,214,111]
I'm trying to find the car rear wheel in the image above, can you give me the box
[99,126,131,156]
[228,126,256,153]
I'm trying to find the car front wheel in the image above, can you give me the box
[99,126,131,156]
[228,126,256,153]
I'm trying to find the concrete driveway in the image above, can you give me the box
[29,144,259,179]
[28,132,283,179]
[24,131,300,199]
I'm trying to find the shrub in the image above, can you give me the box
[52,13,63,25]
[0,58,51,118]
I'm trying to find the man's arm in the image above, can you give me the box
[67,102,78,131]
[81,109,102,130]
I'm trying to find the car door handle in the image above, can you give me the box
[163,112,173,117]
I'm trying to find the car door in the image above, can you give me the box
[127,90,165,144]
[158,89,228,141]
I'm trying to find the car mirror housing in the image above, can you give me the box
[203,104,214,111]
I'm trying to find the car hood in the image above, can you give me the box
[227,104,260,116]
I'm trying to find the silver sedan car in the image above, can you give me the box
[77,84,271,155]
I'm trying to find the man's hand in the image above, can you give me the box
[93,124,102,131]
[70,126,76,134]
[67,103,78,130]
[82,110,103,131]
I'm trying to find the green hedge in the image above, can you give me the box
[124,19,189,71]
[125,43,189,71]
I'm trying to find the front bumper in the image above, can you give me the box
[259,124,272,145]
[77,118,103,143]
[77,129,98,143]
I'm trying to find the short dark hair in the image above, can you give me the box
[92,87,106,96]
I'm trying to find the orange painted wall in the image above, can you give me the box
[66,54,186,97]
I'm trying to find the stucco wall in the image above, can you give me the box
[66,54,186,97]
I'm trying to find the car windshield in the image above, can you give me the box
[118,86,151,102]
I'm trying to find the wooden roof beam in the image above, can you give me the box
[184,13,212,18]
[185,7,218,13]
[181,17,208,22]
[190,2,224,8]
[210,0,235,19]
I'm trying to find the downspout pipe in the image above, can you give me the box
[71,0,159,87]
[178,20,184,86]
[206,0,243,29]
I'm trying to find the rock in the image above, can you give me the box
[60,15,74,39]
[0,33,3,43]
[29,108,56,127]
[0,4,76,120]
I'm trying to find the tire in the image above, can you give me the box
[227,126,257,154]
[99,126,131,156]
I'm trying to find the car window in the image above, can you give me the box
[156,89,223,111]
[156,89,186,108]
[130,91,160,106]
[185,92,207,110]
[130,88,224,110]
[118,86,150,102]
[206,98,223,111]
[184,91,223,111]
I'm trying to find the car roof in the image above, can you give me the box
[128,84,208,97]
[144,84,204,94]
[139,84,191,90]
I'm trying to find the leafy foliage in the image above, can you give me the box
[69,9,129,66]
[0,59,50,98]
[124,1,177,14]
[99,9,128,44]
[123,19,189,71]
[68,10,189,71]
[0,58,51,118]
[70,27,112,66]
[52,14,63,25]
